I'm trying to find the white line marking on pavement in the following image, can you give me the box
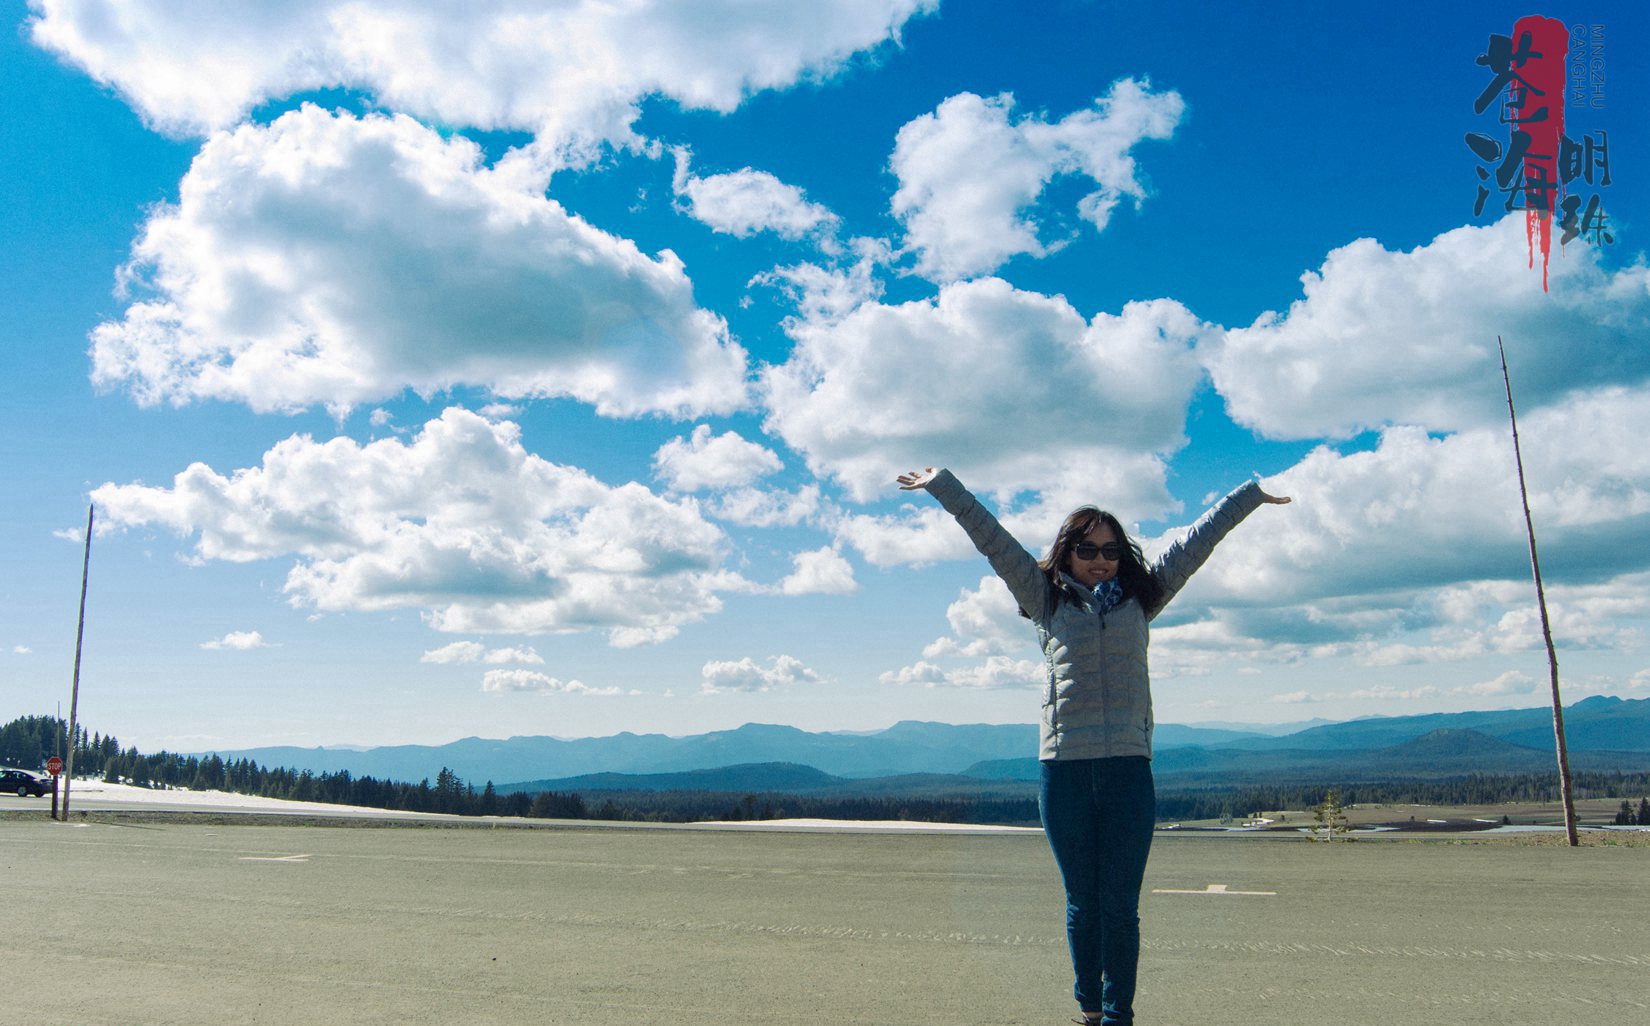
[239,854,313,862]
[1151,882,1275,896]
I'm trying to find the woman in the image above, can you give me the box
[896,467,1290,1026]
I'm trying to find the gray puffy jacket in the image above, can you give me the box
[923,469,1265,762]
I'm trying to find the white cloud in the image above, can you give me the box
[481,669,618,695]
[1152,575,1646,687]
[890,79,1184,281]
[1347,684,1444,703]
[369,409,394,427]
[879,660,947,686]
[1458,670,1539,698]
[672,149,838,241]
[763,277,1206,507]
[92,407,743,645]
[482,645,545,665]
[653,425,783,493]
[834,504,976,568]
[606,624,690,649]
[421,641,543,664]
[880,654,1041,689]
[29,0,937,153]
[89,106,749,418]
[751,238,889,325]
[1482,578,1650,655]
[889,576,1045,689]
[421,641,486,664]
[53,528,83,542]
[1202,216,1650,441]
[1355,637,1489,668]
[706,484,822,528]
[200,630,270,651]
[699,654,821,694]
[1270,680,1535,708]
[13,646,34,655]
[920,576,1028,658]
[1184,385,1650,612]
[778,547,858,595]
[1112,386,1650,676]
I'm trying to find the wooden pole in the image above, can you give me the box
[61,503,94,821]
[52,701,62,819]
[1498,339,1578,846]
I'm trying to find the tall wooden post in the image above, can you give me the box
[52,701,62,819]
[61,504,94,821]
[1498,339,1578,846]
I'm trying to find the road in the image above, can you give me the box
[2,815,1645,1025]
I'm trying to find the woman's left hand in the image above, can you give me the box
[896,468,938,491]
[1259,490,1292,505]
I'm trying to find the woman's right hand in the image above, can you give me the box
[896,467,937,490]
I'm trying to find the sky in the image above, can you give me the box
[3,0,1648,753]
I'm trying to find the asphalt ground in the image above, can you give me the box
[2,816,1645,1026]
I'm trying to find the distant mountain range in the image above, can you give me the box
[205,719,1037,785]
[506,722,1650,798]
[1182,696,1650,753]
[974,724,1650,786]
[200,695,1650,794]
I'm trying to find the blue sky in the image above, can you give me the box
[4,0,1648,752]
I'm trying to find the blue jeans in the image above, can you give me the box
[1039,756,1155,1025]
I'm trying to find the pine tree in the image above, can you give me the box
[1311,789,1351,842]
[434,767,462,813]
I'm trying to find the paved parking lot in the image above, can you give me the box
[2,815,1645,1025]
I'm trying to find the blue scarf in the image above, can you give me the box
[1092,577,1124,614]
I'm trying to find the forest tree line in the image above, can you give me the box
[1153,776,1650,823]
[5,714,1648,825]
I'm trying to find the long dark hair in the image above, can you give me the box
[1020,506,1161,617]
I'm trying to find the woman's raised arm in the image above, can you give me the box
[894,466,1051,619]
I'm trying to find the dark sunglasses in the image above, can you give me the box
[1072,541,1122,562]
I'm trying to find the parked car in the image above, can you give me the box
[1,768,50,798]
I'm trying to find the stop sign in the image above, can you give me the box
[46,756,63,777]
